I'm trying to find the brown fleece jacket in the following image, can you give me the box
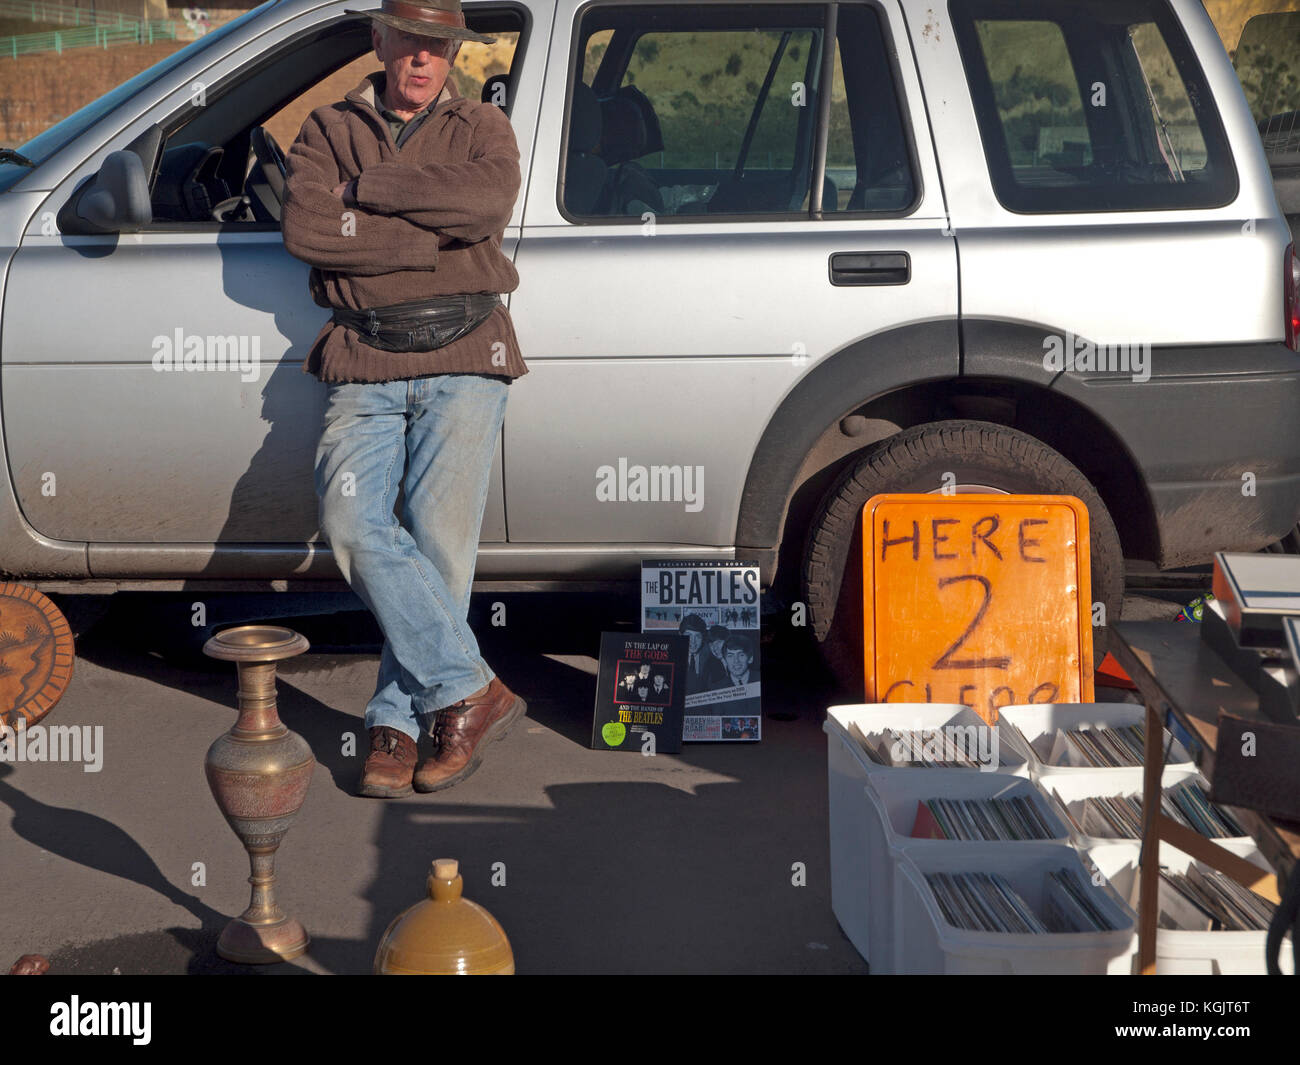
[281,73,527,383]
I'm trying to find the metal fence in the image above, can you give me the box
[0,18,177,57]
[0,0,151,27]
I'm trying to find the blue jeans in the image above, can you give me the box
[315,373,509,739]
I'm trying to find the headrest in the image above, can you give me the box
[597,96,646,164]
[616,85,663,156]
[569,82,602,154]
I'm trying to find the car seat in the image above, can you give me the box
[596,85,665,215]
[564,82,608,214]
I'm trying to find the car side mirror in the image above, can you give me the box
[60,150,152,234]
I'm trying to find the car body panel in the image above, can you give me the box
[507,0,957,544]
[910,0,1287,348]
[0,0,1292,588]
[1,2,528,548]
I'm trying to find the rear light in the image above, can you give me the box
[1287,242,1300,352]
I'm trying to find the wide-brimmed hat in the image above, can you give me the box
[349,0,495,44]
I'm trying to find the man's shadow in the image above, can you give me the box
[205,239,329,559]
[92,235,369,665]
[0,761,243,965]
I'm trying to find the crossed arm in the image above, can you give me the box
[281,104,521,276]
[281,113,447,275]
[352,101,521,241]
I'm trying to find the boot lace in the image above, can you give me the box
[373,727,413,764]
[430,707,466,753]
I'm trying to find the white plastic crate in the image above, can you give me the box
[861,771,1070,974]
[1039,768,1256,854]
[998,702,1194,782]
[892,843,1134,974]
[824,703,1027,966]
[1084,842,1292,975]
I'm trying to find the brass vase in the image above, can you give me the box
[203,625,314,964]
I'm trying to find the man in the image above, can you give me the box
[722,634,756,687]
[679,613,710,695]
[650,673,669,700]
[704,624,730,690]
[280,0,526,798]
[719,634,760,717]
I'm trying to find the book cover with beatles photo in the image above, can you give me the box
[590,632,687,753]
[640,560,761,742]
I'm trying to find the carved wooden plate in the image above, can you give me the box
[0,583,74,729]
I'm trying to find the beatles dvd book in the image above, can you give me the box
[640,560,761,741]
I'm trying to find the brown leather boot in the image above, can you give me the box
[359,726,418,798]
[414,677,526,793]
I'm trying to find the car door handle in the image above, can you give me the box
[829,251,911,286]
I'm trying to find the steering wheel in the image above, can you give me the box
[248,126,287,222]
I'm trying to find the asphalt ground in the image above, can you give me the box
[0,587,1187,976]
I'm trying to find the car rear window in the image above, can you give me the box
[950,0,1237,213]
[1235,11,1300,167]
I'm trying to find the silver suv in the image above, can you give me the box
[0,0,1297,690]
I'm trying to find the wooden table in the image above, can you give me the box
[1110,621,1300,974]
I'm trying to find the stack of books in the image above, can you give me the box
[1204,553,1300,723]
[1212,552,1300,650]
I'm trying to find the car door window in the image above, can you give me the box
[562,2,916,220]
[263,29,522,149]
[147,8,524,228]
[148,17,374,227]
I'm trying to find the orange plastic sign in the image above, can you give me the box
[862,494,1094,723]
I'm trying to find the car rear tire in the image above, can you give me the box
[801,420,1124,698]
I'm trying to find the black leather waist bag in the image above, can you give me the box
[332,293,500,353]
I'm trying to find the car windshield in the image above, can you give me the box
[0,0,277,194]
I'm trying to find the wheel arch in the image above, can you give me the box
[735,327,1159,596]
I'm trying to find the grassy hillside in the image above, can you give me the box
[582,28,852,170]
[0,19,63,36]
[1229,9,1300,120]
[0,39,187,145]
